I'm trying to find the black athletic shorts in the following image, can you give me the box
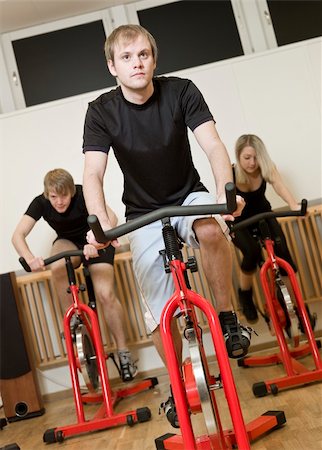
[53,237,115,266]
[83,245,115,266]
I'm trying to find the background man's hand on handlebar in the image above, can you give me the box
[27,256,46,272]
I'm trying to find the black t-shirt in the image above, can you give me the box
[25,185,89,245]
[83,76,213,219]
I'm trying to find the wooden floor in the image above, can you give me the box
[1,354,322,450]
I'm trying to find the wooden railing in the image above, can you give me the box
[16,205,322,370]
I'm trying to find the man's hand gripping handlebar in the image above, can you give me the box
[87,182,237,244]
[19,247,107,273]
[19,250,84,273]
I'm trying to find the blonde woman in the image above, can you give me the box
[232,134,299,323]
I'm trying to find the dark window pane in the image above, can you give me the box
[267,0,322,46]
[12,21,116,107]
[138,0,243,75]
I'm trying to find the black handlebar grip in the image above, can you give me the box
[225,182,237,214]
[301,199,308,216]
[19,256,31,272]
[87,214,109,243]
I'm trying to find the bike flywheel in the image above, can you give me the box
[186,328,219,437]
[76,324,99,392]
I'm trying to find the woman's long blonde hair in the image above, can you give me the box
[234,134,276,185]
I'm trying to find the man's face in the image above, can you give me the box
[48,190,72,213]
[108,34,156,95]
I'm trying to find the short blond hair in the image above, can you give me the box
[43,169,76,199]
[105,24,158,63]
[234,134,276,184]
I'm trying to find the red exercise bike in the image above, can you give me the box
[19,251,158,444]
[230,200,322,397]
[88,182,286,450]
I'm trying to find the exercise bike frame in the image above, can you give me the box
[19,251,157,443]
[88,182,286,449]
[231,200,322,397]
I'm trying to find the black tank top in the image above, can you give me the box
[233,165,272,222]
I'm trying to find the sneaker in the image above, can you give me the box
[238,288,258,323]
[219,311,252,359]
[159,395,180,428]
[118,351,138,382]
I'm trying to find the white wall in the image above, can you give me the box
[183,38,321,209]
[0,37,321,275]
[0,37,321,395]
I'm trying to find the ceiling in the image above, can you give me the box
[0,0,137,34]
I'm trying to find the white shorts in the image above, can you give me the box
[127,191,230,332]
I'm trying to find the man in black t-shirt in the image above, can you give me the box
[12,168,137,382]
[82,25,249,426]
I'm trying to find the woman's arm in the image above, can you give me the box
[270,166,300,210]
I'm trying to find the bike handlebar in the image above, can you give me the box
[230,199,307,232]
[88,182,237,243]
[19,250,85,273]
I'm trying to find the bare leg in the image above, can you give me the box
[151,321,182,367]
[89,263,128,350]
[193,218,251,358]
[154,320,183,428]
[193,218,233,313]
[89,263,138,381]
[240,271,254,291]
[50,239,81,312]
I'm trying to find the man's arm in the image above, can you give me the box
[105,203,118,228]
[83,151,110,227]
[83,151,120,247]
[193,121,232,200]
[12,215,45,271]
[193,120,244,218]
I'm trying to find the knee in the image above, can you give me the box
[95,285,117,307]
[194,219,225,247]
[50,261,66,279]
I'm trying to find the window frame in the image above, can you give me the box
[126,0,255,58]
[3,0,316,113]
[258,0,322,48]
[1,9,114,110]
